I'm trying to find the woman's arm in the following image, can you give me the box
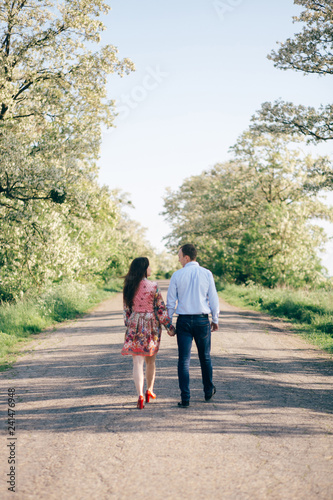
[123,303,132,327]
[154,288,176,336]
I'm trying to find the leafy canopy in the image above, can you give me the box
[251,0,333,145]
[163,133,333,287]
[0,0,134,218]
[0,0,152,300]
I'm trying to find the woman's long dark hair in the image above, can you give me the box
[123,257,150,308]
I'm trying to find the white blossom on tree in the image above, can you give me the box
[251,0,333,148]
[0,0,134,216]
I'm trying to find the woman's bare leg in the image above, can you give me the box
[145,354,157,393]
[132,355,145,396]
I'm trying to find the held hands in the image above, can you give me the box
[167,325,176,337]
[211,322,219,332]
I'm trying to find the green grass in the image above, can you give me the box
[0,281,116,371]
[219,283,333,354]
[103,277,123,293]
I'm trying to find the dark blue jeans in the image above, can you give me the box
[176,314,214,401]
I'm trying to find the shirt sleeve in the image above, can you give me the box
[166,273,177,320]
[207,272,220,324]
[154,288,176,334]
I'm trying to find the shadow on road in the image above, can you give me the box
[3,307,332,436]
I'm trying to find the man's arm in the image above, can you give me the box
[166,273,178,321]
[208,272,219,329]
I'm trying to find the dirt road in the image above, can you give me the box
[1,280,332,499]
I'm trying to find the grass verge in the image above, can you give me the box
[0,280,122,371]
[218,283,333,355]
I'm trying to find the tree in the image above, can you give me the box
[0,0,143,299]
[0,0,134,219]
[163,133,333,287]
[0,184,153,300]
[251,100,333,144]
[251,0,333,144]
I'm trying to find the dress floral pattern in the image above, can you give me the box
[122,279,175,356]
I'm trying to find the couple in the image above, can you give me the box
[121,244,220,409]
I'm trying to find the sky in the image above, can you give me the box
[97,0,333,273]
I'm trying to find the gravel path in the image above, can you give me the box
[0,280,332,499]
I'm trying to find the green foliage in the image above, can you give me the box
[0,0,134,218]
[0,281,110,334]
[0,281,112,369]
[219,283,333,353]
[103,278,123,293]
[150,251,179,279]
[0,185,154,299]
[0,1,154,300]
[163,133,333,288]
[99,213,155,283]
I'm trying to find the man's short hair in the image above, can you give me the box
[180,244,197,261]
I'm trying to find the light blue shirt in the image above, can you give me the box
[167,261,220,324]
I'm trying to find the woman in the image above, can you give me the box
[122,257,175,409]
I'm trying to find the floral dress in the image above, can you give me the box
[122,279,175,356]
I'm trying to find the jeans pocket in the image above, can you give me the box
[176,317,192,336]
[193,318,210,338]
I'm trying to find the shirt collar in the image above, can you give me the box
[184,261,199,268]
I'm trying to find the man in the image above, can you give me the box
[167,243,219,407]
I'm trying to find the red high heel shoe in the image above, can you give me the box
[145,390,156,403]
[137,395,144,409]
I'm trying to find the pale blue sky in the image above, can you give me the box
[98,0,333,273]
